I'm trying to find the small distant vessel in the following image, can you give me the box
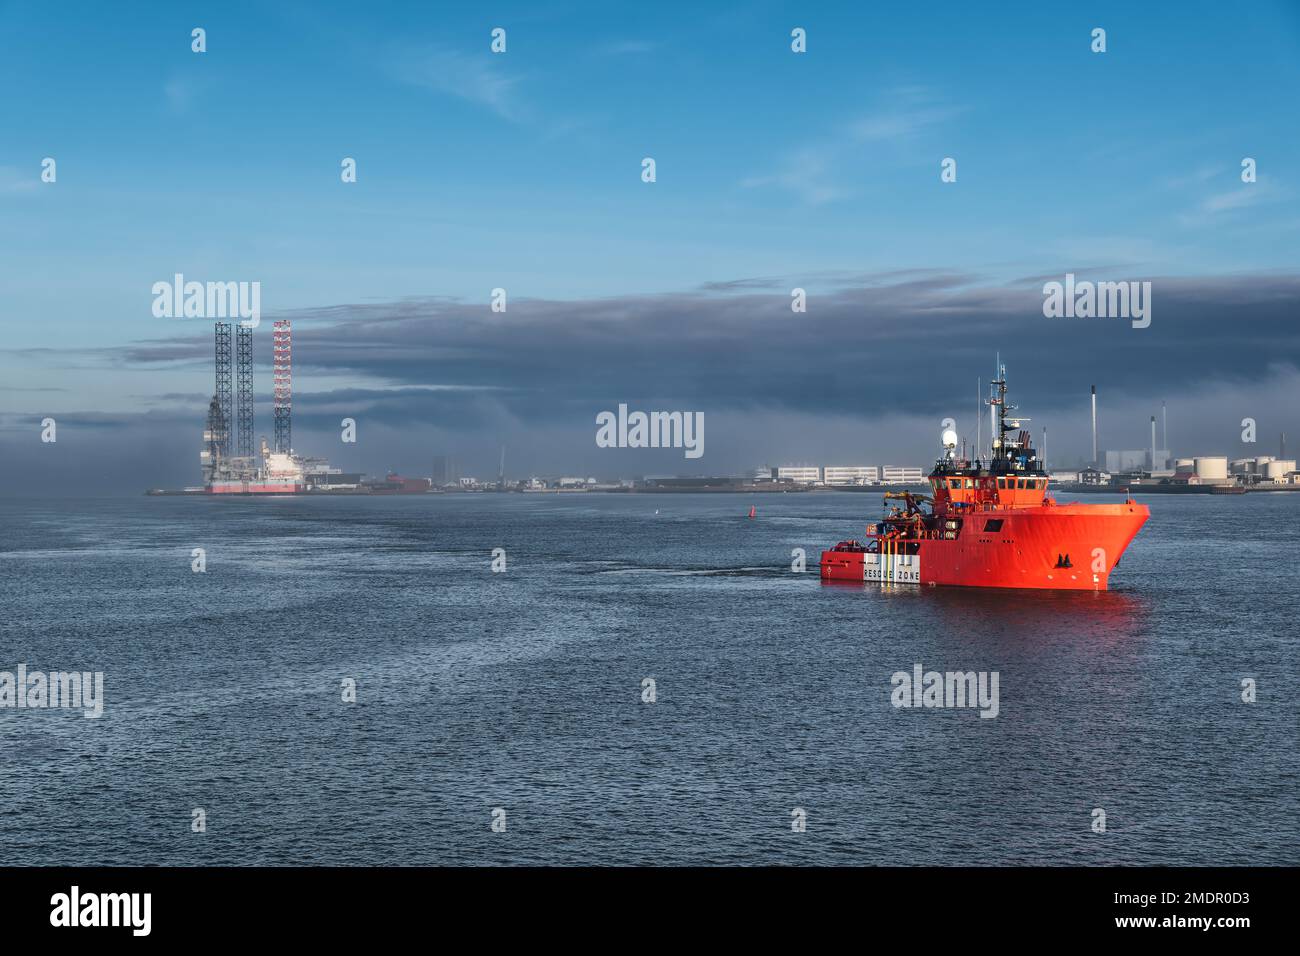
[748,505,756,518]
[820,364,1149,591]
[367,473,433,494]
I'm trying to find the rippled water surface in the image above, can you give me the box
[1,492,1296,865]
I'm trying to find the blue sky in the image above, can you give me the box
[1,1,1299,488]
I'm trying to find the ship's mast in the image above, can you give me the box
[985,360,1036,474]
[932,359,1041,479]
[989,363,1005,459]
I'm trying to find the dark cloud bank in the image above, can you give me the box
[5,270,1299,494]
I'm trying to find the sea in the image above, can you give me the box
[1,492,1296,866]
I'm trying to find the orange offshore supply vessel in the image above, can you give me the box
[821,365,1148,591]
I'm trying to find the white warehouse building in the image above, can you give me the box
[823,466,878,485]
[775,466,822,483]
[880,466,925,484]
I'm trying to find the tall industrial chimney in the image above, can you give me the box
[1161,401,1167,453]
[1090,386,1098,468]
[1150,415,1157,471]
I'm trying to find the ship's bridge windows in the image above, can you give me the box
[964,479,974,489]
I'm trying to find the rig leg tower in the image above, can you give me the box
[236,324,255,465]
[273,320,292,454]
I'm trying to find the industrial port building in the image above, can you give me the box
[772,465,924,485]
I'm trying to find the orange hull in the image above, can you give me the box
[820,500,1148,591]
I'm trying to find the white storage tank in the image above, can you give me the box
[1265,460,1296,480]
[1175,458,1195,472]
[1194,456,1229,480]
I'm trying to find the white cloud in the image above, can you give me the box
[1179,180,1282,226]
[1161,164,1225,190]
[850,106,958,141]
[390,46,524,121]
[0,166,39,195]
[740,147,848,205]
[741,86,959,204]
[1201,189,1262,213]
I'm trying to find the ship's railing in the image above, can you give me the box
[942,494,1046,512]
[868,528,958,542]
